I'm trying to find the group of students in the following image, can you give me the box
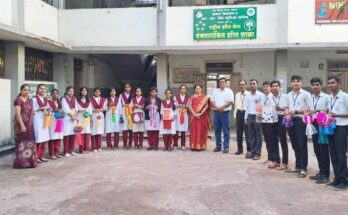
[11,74,348,190]
[12,83,211,168]
[234,75,348,191]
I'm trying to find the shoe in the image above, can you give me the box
[49,156,57,160]
[223,148,229,153]
[245,152,254,159]
[64,153,71,157]
[173,146,178,151]
[98,149,103,152]
[276,164,289,170]
[316,176,330,184]
[252,155,261,160]
[181,146,186,151]
[37,159,42,163]
[234,150,243,155]
[298,170,307,178]
[262,159,270,165]
[334,183,347,191]
[146,147,154,151]
[213,147,221,152]
[327,180,340,187]
[93,149,98,152]
[71,152,78,156]
[56,154,62,158]
[309,173,322,181]
[41,158,48,162]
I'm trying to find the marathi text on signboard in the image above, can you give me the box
[315,0,348,24]
[193,7,257,41]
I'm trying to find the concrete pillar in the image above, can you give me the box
[5,42,25,142]
[82,61,96,89]
[157,0,167,46]
[277,0,288,44]
[53,53,74,94]
[5,42,25,104]
[11,0,25,30]
[156,54,168,99]
[275,50,288,93]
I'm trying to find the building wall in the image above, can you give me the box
[0,79,11,146]
[58,8,158,47]
[168,51,275,91]
[287,50,348,88]
[288,0,348,43]
[24,0,59,41]
[166,4,277,46]
[0,0,12,26]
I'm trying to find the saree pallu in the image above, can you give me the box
[189,95,210,151]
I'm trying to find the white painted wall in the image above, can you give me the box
[24,0,59,41]
[0,79,12,146]
[58,8,157,47]
[166,5,277,46]
[0,0,12,26]
[287,50,348,88]
[168,51,275,88]
[288,0,348,43]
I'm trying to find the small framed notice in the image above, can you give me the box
[172,68,199,83]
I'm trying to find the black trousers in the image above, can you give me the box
[275,116,288,165]
[312,122,330,178]
[236,110,250,152]
[247,115,262,156]
[261,123,278,162]
[287,118,308,170]
[329,126,348,184]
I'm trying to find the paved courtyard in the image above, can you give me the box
[0,138,347,215]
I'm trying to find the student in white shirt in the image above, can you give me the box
[270,80,289,171]
[233,80,250,156]
[260,81,278,168]
[308,77,330,184]
[211,77,234,153]
[327,76,348,191]
[285,75,314,178]
[244,79,263,160]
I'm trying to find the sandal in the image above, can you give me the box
[268,162,280,169]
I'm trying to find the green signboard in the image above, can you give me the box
[193,7,257,41]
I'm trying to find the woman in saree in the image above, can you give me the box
[13,84,38,169]
[189,84,210,151]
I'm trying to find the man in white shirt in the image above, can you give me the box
[270,80,289,171]
[211,77,234,153]
[260,81,278,167]
[327,76,348,191]
[285,75,314,178]
[234,80,250,155]
[244,79,263,160]
[308,77,330,184]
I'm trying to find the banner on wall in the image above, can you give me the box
[193,7,257,41]
[315,0,348,24]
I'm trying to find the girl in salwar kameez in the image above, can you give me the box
[189,84,210,151]
[13,84,37,169]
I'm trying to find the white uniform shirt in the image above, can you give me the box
[328,90,348,126]
[270,93,288,116]
[287,89,313,117]
[244,90,263,120]
[211,87,234,111]
[312,92,330,118]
